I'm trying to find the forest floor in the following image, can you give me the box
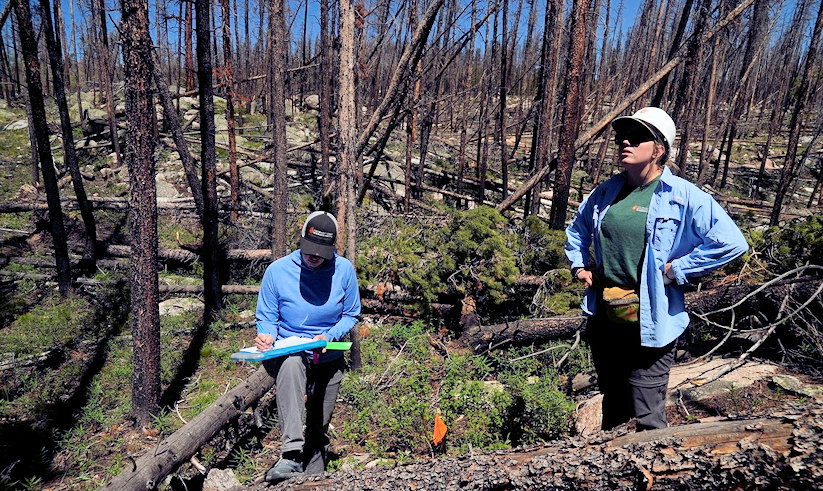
[0,97,821,490]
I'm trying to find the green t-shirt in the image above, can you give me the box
[599,175,661,288]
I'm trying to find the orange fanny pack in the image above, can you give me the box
[602,287,640,324]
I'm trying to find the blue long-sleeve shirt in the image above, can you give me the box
[565,167,748,347]
[256,249,361,361]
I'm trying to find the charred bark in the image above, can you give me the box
[120,0,160,423]
[548,0,590,229]
[268,0,288,258]
[195,0,222,315]
[770,0,823,225]
[14,0,73,296]
[286,404,822,490]
[38,0,97,263]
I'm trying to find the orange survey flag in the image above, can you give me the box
[432,413,448,445]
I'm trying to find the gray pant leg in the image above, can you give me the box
[303,359,345,474]
[631,383,668,430]
[629,341,675,431]
[270,355,308,454]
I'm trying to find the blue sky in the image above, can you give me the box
[29,0,812,62]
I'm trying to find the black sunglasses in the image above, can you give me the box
[613,131,656,146]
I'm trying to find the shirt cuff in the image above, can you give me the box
[670,260,688,285]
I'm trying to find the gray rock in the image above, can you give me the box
[178,96,200,111]
[240,166,267,186]
[155,174,181,199]
[304,94,320,110]
[772,375,823,401]
[158,297,204,317]
[4,120,28,131]
[202,468,242,491]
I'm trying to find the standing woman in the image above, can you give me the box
[255,211,361,481]
[565,107,748,431]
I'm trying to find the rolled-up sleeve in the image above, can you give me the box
[670,195,748,285]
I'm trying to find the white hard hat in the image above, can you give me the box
[611,107,676,150]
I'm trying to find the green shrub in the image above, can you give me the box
[748,215,823,272]
[518,215,568,275]
[358,207,520,312]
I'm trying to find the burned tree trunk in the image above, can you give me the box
[463,279,817,352]
[770,0,823,225]
[268,0,288,258]
[120,0,160,423]
[151,56,204,221]
[548,0,590,229]
[289,404,822,490]
[337,0,361,370]
[103,366,277,491]
[219,0,240,222]
[195,0,222,316]
[184,0,195,91]
[38,0,97,263]
[318,0,332,194]
[95,0,123,168]
[526,0,562,217]
[14,0,72,296]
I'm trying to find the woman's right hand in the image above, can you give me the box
[255,333,274,352]
[575,269,594,287]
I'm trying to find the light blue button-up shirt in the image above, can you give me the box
[565,167,748,347]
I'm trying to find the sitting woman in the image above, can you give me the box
[565,107,748,431]
[255,211,361,480]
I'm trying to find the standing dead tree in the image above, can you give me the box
[219,0,240,222]
[119,0,160,423]
[337,0,361,370]
[13,0,73,296]
[548,0,590,230]
[37,0,97,263]
[269,0,288,259]
[498,0,759,214]
[195,0,222,316]
[770,0,823,225]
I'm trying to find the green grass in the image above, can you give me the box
[0,295,94,356]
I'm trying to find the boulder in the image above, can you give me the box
[158,297,205,317]
[178,96,200,111]
[202,468,242,491]
[303,94,320,111]
[155,174,181,199]
[240,166,267,186]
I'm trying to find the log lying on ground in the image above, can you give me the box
[278,403,822,490]
[105,245,273,263]
[103,365,275,491]
[463,277,819,352]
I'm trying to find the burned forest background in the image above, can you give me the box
[0,0,822,488]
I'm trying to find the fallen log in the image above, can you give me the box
[104,245,273,263]
[463,277,819,352]
[280,402,821,490]
[102,365,276,491]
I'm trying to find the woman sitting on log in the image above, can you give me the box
[255,211,361,481]
[565,107,748,431]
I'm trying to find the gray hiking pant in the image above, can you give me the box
[264,354,345,474]
[587,317,676,431]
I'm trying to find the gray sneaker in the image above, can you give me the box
[265,457,304,482]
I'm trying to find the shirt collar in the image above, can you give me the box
[658,165,676,186]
